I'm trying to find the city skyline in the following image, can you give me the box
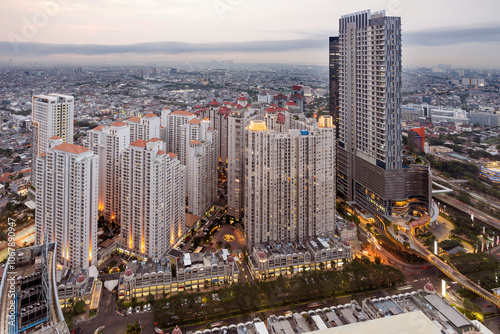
[1,0,500,67]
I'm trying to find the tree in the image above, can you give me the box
[146,293,155,304]
[319,262,325,270]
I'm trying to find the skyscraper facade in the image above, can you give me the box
[244,115,336,249]
[185,121,219,216]
[336,10,431,217]
[161,109,196,161]
[35,137,98,269]
[125,113,161,142]
[31,94,74,182]
[329,36,340,135]
[120,139,186,259]
[88,121,130,221]
[227,109,249,222]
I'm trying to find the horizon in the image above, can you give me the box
[1,1,500,68]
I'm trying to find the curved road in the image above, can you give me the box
[408,222,500,308]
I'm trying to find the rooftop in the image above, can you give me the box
[54,143,91,155]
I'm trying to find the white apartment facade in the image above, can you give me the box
[244,116,336,249]
[88,121,130,221]
[186,122,219,216]
[31,94,74,182]
[125,113,161,143]
[227,110,249,222]
[120,139,186,260]
[35,137,98,270]
[161,110,196,160]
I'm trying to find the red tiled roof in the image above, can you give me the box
[0,173,13,183]
[209,99,220,106]
[194,105,203,109]
[218,109,230,115]
[171,110,194,117]
[286,100,297,106]
[54,143,91,155]
[190,140,201,145]
[91,125,105,131]
[130,139,148,148]
[126,117,141,123]
[49,135,62,140]
[266,107,277,113]
[149,138,162,142]
[157,150,166,155]
[292,85,302,91]
[168,152,178,158]
[238,95,248,101]
[188,119,201,125]
[143,112,157,118]
[110,121,127,127]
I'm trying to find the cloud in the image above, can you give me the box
[405,24,500,46]
[0,38,327,57]
[2,23,499,59]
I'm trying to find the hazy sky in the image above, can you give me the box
[1,0,500,67]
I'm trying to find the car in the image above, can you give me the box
[147,303,151,312]
[136,306,141,313]
[128,307,132,315]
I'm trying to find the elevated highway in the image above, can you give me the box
[407,218,500,308]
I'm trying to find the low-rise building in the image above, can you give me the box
[117,249,239,300]
[249,237,351,279]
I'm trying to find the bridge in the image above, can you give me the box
[431,181,454,194]
[407,217,500,309]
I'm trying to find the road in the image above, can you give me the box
[80,288,155,334]
[433,172,500,213]
[434,193,500,228]
[408,220,500,309]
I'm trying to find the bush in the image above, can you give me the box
[438,239,462,251]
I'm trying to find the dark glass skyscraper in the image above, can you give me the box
[329,36,340,137]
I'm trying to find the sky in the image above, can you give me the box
[1,0,500,67]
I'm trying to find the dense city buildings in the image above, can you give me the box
[244,115,336,249]
[120,138,186,260]
[1,21,500,332]
[31,94,74,183]
[35,137,98,269]
[336,10,431,217]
